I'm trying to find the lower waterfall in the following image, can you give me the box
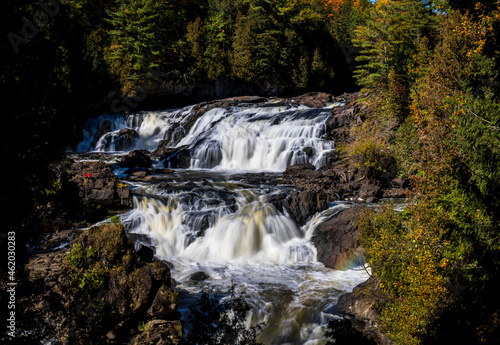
[119,172,368,344]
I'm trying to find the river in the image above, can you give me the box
[76,99,369,344]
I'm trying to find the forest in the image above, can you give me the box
[1,0,500,344]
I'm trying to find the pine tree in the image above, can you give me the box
[353,0,435,118]
[105,0,165,86]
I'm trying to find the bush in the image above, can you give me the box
[358,205,450,344]
[341,121,396,178]
[64,222,136,294]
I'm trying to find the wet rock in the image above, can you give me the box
[125,169,151,181]
[158,147,191,169]
[153,168,175,174]
[311,206,365,270]
[190,271,209,282]
[266,192,288,213]
[152,140,174,158]
[114,128,139,151]
[337,276,394,345]
[202,179,213,187]
[137,245,155,262]
[120,149,152,169]
[284,190,328,226]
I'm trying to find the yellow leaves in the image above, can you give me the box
[323,0,343,14]
[439,258,449,268]
[360,205,451,344]
[451,11,495,58]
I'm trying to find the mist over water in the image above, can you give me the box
[77,102,369,344]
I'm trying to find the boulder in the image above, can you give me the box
[113,128,139,151]
[311,206,366,270]
[152,142,192,169]
[337,276,394,345]
[24,223,182,345]
[152,140,175,158]
[68,161,132,210]
[189,271,209,282]
[164,147,192,169]
[283,190,328,226]
[120,150,152,168]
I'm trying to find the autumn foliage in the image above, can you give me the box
[356,1,500,344]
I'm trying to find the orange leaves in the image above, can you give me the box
[323,0,343,14]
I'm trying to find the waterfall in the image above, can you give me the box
[118,177,368,345]
[77,99,369,345]
[124,187,316,264]
[77,103,336,171]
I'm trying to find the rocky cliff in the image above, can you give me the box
[24,222,182,345]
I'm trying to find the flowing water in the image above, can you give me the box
[77,101,369,344]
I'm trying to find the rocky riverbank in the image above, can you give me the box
[23,222,182,345]
[23,91,405,344]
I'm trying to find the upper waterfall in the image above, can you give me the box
[77,102,338,172]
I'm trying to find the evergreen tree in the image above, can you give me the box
[105,0,166,88]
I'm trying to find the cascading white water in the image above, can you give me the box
[125,185,316,264]
[77,100,370,344]
[120,177,369,345]
[77,103,336,171]
[184,106,334,171]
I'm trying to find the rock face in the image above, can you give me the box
[120,149,152,168]
[24,223,182,345]
[68,160,132,209]
[282,160,395,225]
[290,92,336,108]
[337,276,394,345]
[283,189,328,226]
[312,206,366,270]
[114,128,139,151]
[152,143,192,169]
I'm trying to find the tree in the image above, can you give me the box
[105,0,167,89]
[353,0,435,119]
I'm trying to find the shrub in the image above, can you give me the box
[358,205,450,344]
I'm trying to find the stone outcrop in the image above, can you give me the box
[290,92,337,108]
[283,189,328,226]
[281,160,405,225]
[311,206,366,270]
[68,160,132,208]
[120,149,152,168]
[24,223,182,345]
[152,144,192,169]
[281,92,407,224]
[113,128,140,151]
[337,276,394,345]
